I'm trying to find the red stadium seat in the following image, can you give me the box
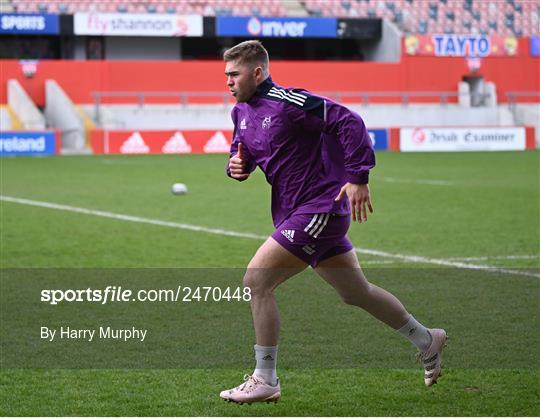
[7,0,538,35]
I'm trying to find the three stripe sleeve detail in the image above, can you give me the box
[267,87,307,107]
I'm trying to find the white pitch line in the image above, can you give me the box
[379,176,455,186]
[359,260,399,265]
[1,195,539,279]
[447,255,540,261]
[353,247,540,278]
[0,195,266,241]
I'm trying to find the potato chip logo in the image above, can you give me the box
[405,36,420,55]
[504,37,518,56]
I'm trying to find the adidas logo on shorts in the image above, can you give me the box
[280,229,295,242]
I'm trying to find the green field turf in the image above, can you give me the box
[1,151,539,416]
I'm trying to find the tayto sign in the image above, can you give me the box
[217,16,337,38]
[91,130,232,155]
[0,13,59,35]
[367,129,388,151]
[0,131,59,156]
[400,127,527,152]
[404,35,518,57]
[74,13,203,36]
[433,35,491,57]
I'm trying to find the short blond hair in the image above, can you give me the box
[223,40,269,77]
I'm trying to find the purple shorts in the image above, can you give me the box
[272,213,354,267]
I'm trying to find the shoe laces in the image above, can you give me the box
[239,374,263,393]
[416,351,427,364]
[416,332,435,364]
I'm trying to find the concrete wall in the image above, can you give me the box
[7,79,45,129]
[83,104,234,130]
[363,19,401,63]
[0,107,12,130]
[45,80,88,153]
[351,104,515,127]
[513,104,540,145]
[82,103,519,131]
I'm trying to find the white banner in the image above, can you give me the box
[400,127,526,152]
[74,13,203,36]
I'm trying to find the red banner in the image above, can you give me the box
[91,129,232,155]
[404,35,519,57]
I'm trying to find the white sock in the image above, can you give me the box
[397,315,432,351]
[253,344,278,386]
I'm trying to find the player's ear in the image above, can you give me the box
[254,66,263,81]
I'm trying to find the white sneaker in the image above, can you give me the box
[417,328,448,386]
[220,374,281,404]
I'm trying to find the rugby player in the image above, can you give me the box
[220,40,447,404]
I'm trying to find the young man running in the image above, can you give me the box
[220,40,447,404]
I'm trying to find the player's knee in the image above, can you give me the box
[243,269,273,296]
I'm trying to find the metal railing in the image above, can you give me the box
[92,91,233,114]
[91,90,496,117]
[319,91,490,106]
[506,91,540,111]
[92,91,234,125]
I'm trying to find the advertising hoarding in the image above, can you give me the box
[0,131,59,156]
[216,16,336,38]
[367,129,388,151]
[404,35,519,57]
[91,129,390,155]
[74,13,203,36]
[400,127,527,152]
[91,130,231,155]
[0,13,59,35]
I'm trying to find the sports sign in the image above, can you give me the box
[404,35,518,57]
[367,129,388,151]
[74,13,203,36]
[91,130,232,155]
[400,127,527,152]
[216,16,337,38]
[0,131,59,156]
[0,13,59,35]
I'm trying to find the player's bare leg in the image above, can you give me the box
[244,237,307,346]
[315,249,447,386]
[220,237,307,403]
[315,249,409,328]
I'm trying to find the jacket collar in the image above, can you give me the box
[255,76,274,97]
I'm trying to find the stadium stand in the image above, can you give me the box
[1,1,538,153]
[8,0,539,35]
[304,0,539,36]
[9,0,287,17]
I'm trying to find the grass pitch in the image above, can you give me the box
[0,151,539,416]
